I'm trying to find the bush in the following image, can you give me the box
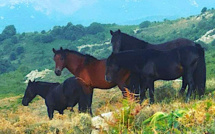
[67,43,78,51]
[9,52,16,61]
[41,35,54,43]
[34,35,41,42]
[16,47,24,55]
[80,47,90,54]
[11,36,18,44]
[0,60,15,73]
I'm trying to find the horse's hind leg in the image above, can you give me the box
[139,82,147,104]
[179,76,187,96]
[185,70,196,103]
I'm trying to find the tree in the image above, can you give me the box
[51,26,63,37]
[11,36,18,44]
[2,25,16,38]
[41,30,46,34]
[86,22,104,35]
[201,7,207,14]
[0,34,6,41]
[63,23,85,40]
[41,35,54,43]
[139,21,151,28]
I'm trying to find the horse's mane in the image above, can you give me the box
[84,54,98,65]
[34,81,60,85]
[55,49,98,65]
[120,32,149,48]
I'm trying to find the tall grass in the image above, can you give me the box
[0,79,214,133]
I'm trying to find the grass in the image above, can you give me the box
[0,79,214,133]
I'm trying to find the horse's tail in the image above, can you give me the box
[194,43,206,97]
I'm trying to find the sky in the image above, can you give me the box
[0,0,215,33]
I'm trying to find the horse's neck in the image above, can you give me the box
[66,53,85,76]
[122,35,149,50]
[35,83,53,99]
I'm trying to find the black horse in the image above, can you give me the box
[110,29,204,96]
[22,77,93,120]
[110,29,196,52]
[105,44,206,104]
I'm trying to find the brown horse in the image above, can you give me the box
[52,47,132,95]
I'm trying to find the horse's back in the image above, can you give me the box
[152,38,195,50]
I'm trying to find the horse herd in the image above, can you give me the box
[22,29,206,119]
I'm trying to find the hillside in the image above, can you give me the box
[0,9,215,134]
[0,9,215,97]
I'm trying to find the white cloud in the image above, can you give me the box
[10,6,15,9]
[0,0,97,15]
[188,0,199,7]
[30,15,35,19]
[0,16,4,20]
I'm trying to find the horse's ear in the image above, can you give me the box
[118,29,121,33]
[28,80,31,83]
[60,47,63,50]
[110,30,113,35]
[33,80,35,82]
[52,48,56,54]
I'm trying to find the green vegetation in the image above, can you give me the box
[0,8,215,134]
[0,8,215,98]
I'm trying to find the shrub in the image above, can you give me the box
[9,52,16,61]
[16,47,24,55]
[41,35,54,43]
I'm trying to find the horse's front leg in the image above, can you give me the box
[47,106,54,120]
[148,80,155,104]
[59,110,64,115]
[117,83,127,98]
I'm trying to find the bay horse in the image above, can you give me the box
[110,29,205,96]
[52,47,136,96]
[105,44,206,103]
[22,77,93,120]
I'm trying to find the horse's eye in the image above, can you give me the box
[60,57,64,60]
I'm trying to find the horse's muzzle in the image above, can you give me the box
[22,99,29,106]
[55,70,61,76]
